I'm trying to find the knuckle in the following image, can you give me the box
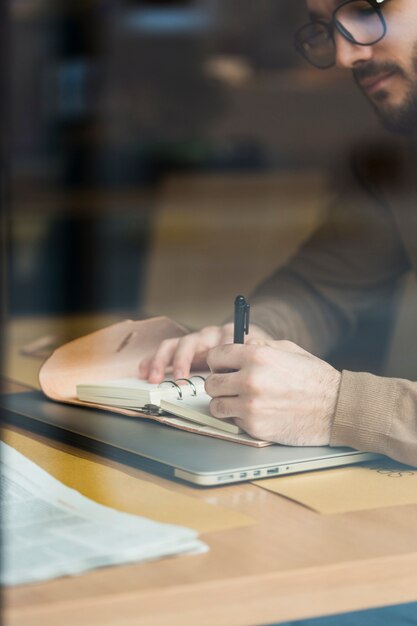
[245,345,268,366]
[278,339,296,351]
[156,339,177,361]
[242,395,259,419]
[177,334,196,349]
[160,337,177,348]
[200,325,218,338]
[242,371,262,396]
[256,345,273,362]
[198,326,219,338]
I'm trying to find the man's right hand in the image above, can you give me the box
[139,323,272,384]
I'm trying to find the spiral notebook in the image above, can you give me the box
[39,318,271,447]
[77,376,243,436]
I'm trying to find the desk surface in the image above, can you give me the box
[3,319,417,626]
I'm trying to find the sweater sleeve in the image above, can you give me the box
[249,162,410,357]
[331,370,417,467]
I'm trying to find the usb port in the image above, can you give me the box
[267,467,279,475]
[253,470,261,476]
[218,474,234,482]
[239,472,247,478]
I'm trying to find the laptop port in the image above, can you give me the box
[218,474,234,482]
[253,470,262,477]
[267,467,279,475]
[239,472,247,478]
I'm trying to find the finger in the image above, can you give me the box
[210,396,241,420]
[219,323,234,344]
[147,338,180,383]
[205,371,241,398]
[171,334,203,379]
[206,344,246,373]
[138,357,151,379]
[233,417,248,432]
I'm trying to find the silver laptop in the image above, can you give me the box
[1,391,379,486]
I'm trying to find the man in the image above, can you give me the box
[140,0,417,468]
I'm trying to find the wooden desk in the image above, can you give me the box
[3,318,417,626]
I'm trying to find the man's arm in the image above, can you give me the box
[249,160,410,357]
[332,371,417,466]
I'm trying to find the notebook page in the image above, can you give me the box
[160,394,243,435]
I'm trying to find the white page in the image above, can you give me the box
[0,442,207,586]
[161,395,243,435]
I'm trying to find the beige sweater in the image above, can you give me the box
[250,142,417,466]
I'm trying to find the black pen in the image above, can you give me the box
[234,295,250,344]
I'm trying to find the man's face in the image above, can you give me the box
[305,0,417,133]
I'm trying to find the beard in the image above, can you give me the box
[353,49,417,135]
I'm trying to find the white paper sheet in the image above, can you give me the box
[0,442,207,586]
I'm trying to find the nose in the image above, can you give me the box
[334,31,374,69]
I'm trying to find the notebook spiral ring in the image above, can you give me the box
[175,378,197,396]
[189,375,206,384]
[158,376,206,400]
[158,381,183,399]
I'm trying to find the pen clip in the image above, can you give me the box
[244,303,250,335]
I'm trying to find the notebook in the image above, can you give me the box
[76,375,243,436]
[39,318,270,447]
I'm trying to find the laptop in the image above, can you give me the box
[0,391,379,486]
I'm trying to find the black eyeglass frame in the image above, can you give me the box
[294,0,387,69]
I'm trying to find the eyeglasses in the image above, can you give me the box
[294,0,387,69]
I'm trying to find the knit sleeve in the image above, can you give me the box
[331,370,417,467]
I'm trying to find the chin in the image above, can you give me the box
[368,93,417,134]
[377,109,417,135]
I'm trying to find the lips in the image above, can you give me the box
[358,71,396,93]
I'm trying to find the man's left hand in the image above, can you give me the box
[205,340,341,445]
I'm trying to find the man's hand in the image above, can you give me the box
[139,323,273,384]
[205,340,341,446]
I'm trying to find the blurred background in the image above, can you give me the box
[6,0,417,375]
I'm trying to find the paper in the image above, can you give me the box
[2,428,253,533]
[253,459,417,514]
[1,442,207,586]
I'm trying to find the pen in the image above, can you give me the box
[234,295,250,344]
